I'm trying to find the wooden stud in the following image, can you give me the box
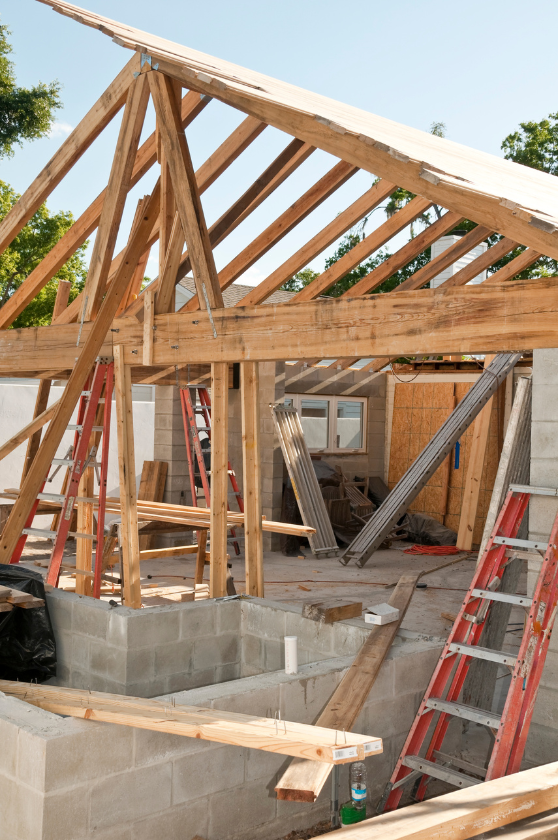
[83,74,150,320]
[241,361,263,597]
[137,460,168,550]
[148,71,224,310]
[0,186,160,567]
[155,213,184,314]
[0,56,139,257]
[195,529,208,586]
[114,345,141,608]
[142,286,156,366]
[210,362,229,597]
[456,354,496,550]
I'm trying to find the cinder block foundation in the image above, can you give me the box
[0,594,444,840]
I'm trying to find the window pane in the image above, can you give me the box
[284,397,294,408]
[300,399,329,449]
[336,400,363,449]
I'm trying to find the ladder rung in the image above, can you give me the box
[81,392,105,402]
[37,492,65,503]
[67,425,105,432]
[432,750,487,779]
[509,484,558,497]
[425,698,502,729]
[51,459,102,468]
[401,756,479,789]
[493,537,548,552]
[471,588,533,608]
[448,643,517,667]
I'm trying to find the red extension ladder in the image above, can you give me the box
[379,485,558,811]
[10,358,114,599]
[179,385,244,555]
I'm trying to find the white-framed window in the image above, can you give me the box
[284,394,367,453]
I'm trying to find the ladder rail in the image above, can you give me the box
[92,364,113,599]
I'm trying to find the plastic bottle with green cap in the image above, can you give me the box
[340,761,367,825]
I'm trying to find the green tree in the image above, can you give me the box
[501,112,558,175]
[0,180,87,327]
[0,22,62,158]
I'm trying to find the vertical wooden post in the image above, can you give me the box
[210,362,229,598]
[457,355,496,550]
[241,361,263,597]
[439,388,456,523]
[76,462,94,596]
[21,280,72,481]
[114,345,141,608]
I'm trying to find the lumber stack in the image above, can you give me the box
[0,585,45,611]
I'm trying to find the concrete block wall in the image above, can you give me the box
[46,590,242,697]
[0,623,442,840]
[525,347,558,767]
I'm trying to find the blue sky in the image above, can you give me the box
[2,0,558,286]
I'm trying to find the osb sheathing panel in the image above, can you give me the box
[389,380,504,544]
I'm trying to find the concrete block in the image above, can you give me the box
[154,641,193,677]
[393,644,440,695]
[45,590,72,632]
[532,348,558,386]
[528,495,558,539]
[53,629,73,666]
[523,721,558,767]
[72,633,90,672]
[264,639,285,672]
[44,723,134,790]
[531,685,558,729]
[90,763,172,830]
[280,668,341,724]
[193,634,240,671]
[283,614,334,657]
[531,422,558,460]
[211,679,281,718]
[216,600,241,635]
[215,663,241,683]
[179,600,217,639]
[72,597,112,640]
[134,727,208,767]
[242,634,263,670]
[90,642,127,682]
[135,798,209,840]
[244,746,287,783]
[530,457,559,488]
[208,779,276,839]
[16,728,47,792]
[125,646,155,684]
[172,744,244,804]
[12,784,44,840]
[168,668,216,694]
[0,773,19,837]
[126,608,181,648]
[42,786,89,839]
[126,677,168,698]
[0,718,17,777]
[532,384,559,422]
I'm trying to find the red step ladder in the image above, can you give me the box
[180,385,244,555]
[10,358,114,599]
[380,485,558,811]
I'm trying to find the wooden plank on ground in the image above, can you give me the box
[0,680,383,765]
[276,574,419,802]
[323,763,557,839]
[302,599,362,624]
[137,460,168,550]
[241,361,263,597]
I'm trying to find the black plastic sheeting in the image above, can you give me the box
[0,564,56,682]
[396,512,458,547]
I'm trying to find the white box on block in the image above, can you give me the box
[365,603,400,625]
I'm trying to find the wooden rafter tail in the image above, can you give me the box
[181,159,366,314]
[83,74,151,321]
[148,70,224,310]
[176,137,316,292]
[0,185,160,567]
[0,89,208,332]
[234,178,396,309]
[0,54,139,257]
[290,194,434,304]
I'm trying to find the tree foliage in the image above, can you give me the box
[501,112,558,175]
[0,22,62,159]
[0,180,87,327]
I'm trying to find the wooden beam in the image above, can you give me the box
[155,213,183,314]
[456,354,496,550]
[0,279,556,371]
[114,345,141,607]
[0,56,139,257]
[153,57,558,258]
[180,160,363,312]
[20,281,71,479]
[485,247,544,284]
[83,74,150,320]
[0,90,207,331]
[142,286,156,365]
[158,78,182,275]
[148,71,224,309]
[337,211,464,298]
[210,362,229,597]
[276,574,418,802]
[321,763,557,838]
[0,186,160,567]
[439,235,518,288]
[0,399,61,463]
[137,459,168,550]
[291,195,433,303]
[0,679,382,765]
[195,529,208,585]
[241,361,263,597]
